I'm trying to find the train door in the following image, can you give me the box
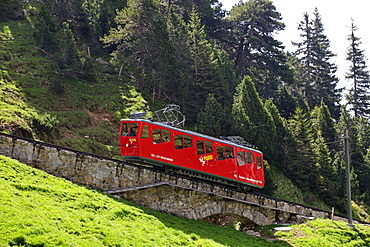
[138,123,151,158]
[149,127,174,164]
[173,134,195,168]
[216,145,236,178]
[196,140,217,172]
[120,121,139,157]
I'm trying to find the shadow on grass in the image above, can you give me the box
[112,195,292,247]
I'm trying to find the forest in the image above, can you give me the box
[1,0,370,218]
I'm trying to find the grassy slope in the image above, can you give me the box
[2,156,370,246]
[0,155,290,247]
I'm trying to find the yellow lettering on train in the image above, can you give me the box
[203,155,213,161]
[130,138,137,142]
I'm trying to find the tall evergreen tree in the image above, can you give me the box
[187,7,218,110]
[231,76,277,160]
[293,8,341,119]
[102,0,179,98]
[311,101,339,157]
[345,19,370,118]
[225,0,292,100]
[197,94,226,137]
[187,7,229,114]
[287,108,318,189]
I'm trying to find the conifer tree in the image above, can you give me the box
[231,76,277,160]
[311,101,339,157]
[187,7,220,111]
[33,5,59,52]
[293,8,341,119]
[197,94,226,137]
[287,108,318,188]
[264,99,294,164]
[56,22,81,75]
[225,0,291,100]
[102,0,178,98]
[345,19,370,118]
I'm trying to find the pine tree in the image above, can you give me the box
[225,0,290,100]
[293,8,341,119]
[102,0,179,97]
[33,5,59,52]
[56,22,81,75]
[197,94,226,137]
[264,99,294,164]
[231,76,277,160]
[287,108,318,188]
[187,7,219,111]
[311,101,339,157]
[345,19,370,118]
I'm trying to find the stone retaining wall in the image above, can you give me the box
[0,134,332,225]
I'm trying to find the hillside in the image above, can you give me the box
[2,155,370,246]
[0,155,289,246]
[2,0,370,221]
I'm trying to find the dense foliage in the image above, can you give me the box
[1,0,370,217]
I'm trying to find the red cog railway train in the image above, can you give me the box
[119,118,265,188]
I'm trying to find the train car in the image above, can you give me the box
[119,119,265,188]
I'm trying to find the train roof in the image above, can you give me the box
[121,118,263,154]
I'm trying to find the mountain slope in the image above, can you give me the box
[0,155,289,246]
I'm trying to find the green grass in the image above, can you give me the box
[0,155,289,246]
[274,219,370,246]
[269,165,332,211]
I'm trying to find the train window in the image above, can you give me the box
[153,129,161,144]
[197,141,204,155]
[246,152,253,164]
[226,146,234,159]
[174,135,192,149]
[257,156,262,169]
[162,129,171,142]
[174,135,183,149]
[217,146,224,160]
[184,135,192,148]
[122,123,138,137]
[206,141,213,154]
[153,129,171,144]
[237,152,245,166]
[141,125,149,139]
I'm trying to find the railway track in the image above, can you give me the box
[0,132,367,225]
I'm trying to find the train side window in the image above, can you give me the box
[174,135,183,149]
[206,141,213,154]
[257,156,263,169]
[237,152,245,166]
[217,146,225,160]
[184,135,192,148]
[122,123,138,136]
[246,152,253,164]
[197,141,204,155]
[153,129,161,144]
[141,125,149,139]
[162,129,171,142]
[153,129,171,144]
[226,146,234,159]
[174,135,192,149]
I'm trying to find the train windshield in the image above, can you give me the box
[121,122,138,137]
